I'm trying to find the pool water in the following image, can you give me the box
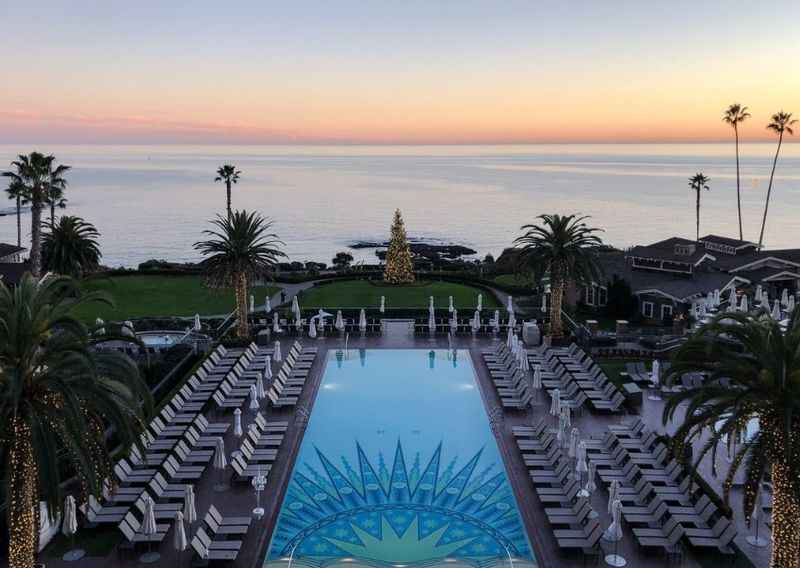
[264,349,535,567]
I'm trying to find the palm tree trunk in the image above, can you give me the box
[549,272,564,338]
[50,201,55,227]
[770,460,800,567]
[16,195,21,248]
[30,202,43,278]
[696,189,700,242]
[8,418,37,568]
[735,126,743,241]
[236,272,249,338]
[226,181,232,220]
[759,133,784,249]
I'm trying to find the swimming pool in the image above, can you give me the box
[264,349,535,567]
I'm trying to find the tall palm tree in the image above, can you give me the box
[42,216,102,278]
[514,214,603,338]
[758,111,796,249]
[689,173,710,242]
[215,164,241,219]
[0,274,150,568]
[2,153,71,277]
[5,179,27,248]
[45,182,68,226]
[664,310,800,568]
[723,104,750,240]
[194,210,285,338]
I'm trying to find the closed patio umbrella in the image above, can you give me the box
[568,428,580,459]
[294,316,302,331]
[335,310,344,332]
[508,311,517,331]
[575,441,589,495]
[194,314,201,331]
[506,327,514,348]
[264,355,272,380]
[533,364,542,390]
[782,288,789,307]
[213,438,229,492]
[507,295,514,313]
[740,295,749,312]
[789,295,796,313]
[309,319,317,338]
[249,294,255,312]
[713,289,721,307]
[140,495,159,563]
[604,500,625,566]
[471,310,480,333]
[560,405,571,428]
[556,413,568,447]
[607,480,620,514]
[380,296,385,313]
[233,408,243,437]
[550,388,561,417]
[477,293,482,311]
[755,284,763,301]
[585,461,597,494]
[272,312,281,333]
[450,310,458,334]
[727,287,736,307]
[705,291,714,308]
[173,510,188,564]
[448,295,454,313]
[292,296,300,318]
[493,310,501,333]
[273,340,282,362]
[429,296,434,311]
[265,296,272,313]
[255,372,266,400]
[359,309,367,332]
[61,495,84,561]
[183,485,196,526]
[428,313,436,334]
[541,292,547,312]
[249,384,259,411]
[772,299,782,320]
[649,359,661,401]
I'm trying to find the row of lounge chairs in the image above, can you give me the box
[414,317,517,336]
[588,418,738,554]
[531,344,625,413]
[482,343,536,409]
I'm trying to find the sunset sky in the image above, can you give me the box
[2,1,800,145]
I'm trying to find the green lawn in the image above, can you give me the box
[297,280,499,309]
[493,274,533,287]
[73,275,280,321]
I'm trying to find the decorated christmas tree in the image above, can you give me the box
[383,209,415,284]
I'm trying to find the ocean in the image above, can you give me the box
[1,143,799,268]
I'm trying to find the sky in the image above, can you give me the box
[2,1,800,145]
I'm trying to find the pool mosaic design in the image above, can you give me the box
[265,350,534,566]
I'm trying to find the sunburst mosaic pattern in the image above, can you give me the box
[264,350,534,566]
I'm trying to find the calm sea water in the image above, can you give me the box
[1,143,799,267]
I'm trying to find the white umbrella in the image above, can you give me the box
[233,408,243,437]
[507,295,514,313]
[256,372,266,400]
[508,311,517,331]
[309,319,317,338]
[264,356,273,380]
[761,289,769,307]
[705,291,714,308]
[274,340,282,362]
[556,413,568,447]
[541,292,547,312]
[272,312,280,333]
[560,405,571,428]
[584,461,597,494]
[428,313,436,334]
[292,296,300,318]
[429,296,434,312]
[568,428,580,459]
[249,294,255,312]
[506,327,514,348]
[448,296,454,313]
[789,295,796,313]
[493,310,501,333]
[713,289,721,307]
[607,480,620,514]
[772,299,782,320]
[359,309,367,332]
[173,510,188,555]
[533,365,542,390]
[550,388,561,417]
[471,310,480,332]
[183,485,197,525]
[249,385,259,411]
[604,498,624,542]
[214,438,228,470]
[61,494,84,561]
[450,310,458,334]
[781,288,789,307]
[379,296,385,313]
[477,293,483,311]
[317,314,325,334]
[740,295,749,312]
[756,284,763,302]
[140,495,158,562]
[265,296,272,314]
[194,314,201,331]
[727,287,736,307]
[649,359,661,400]
[335,310,344,332]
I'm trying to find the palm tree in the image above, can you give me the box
[194,210,285,338]
[514,214,603,338]
[45,182,68,226]
[2,153,71,277]
[42,216,102,278]
[215,164,240,219]
[0,274,150,568]
[723,104,750,240]
[689,173,710,242]
[758,111,796,249]
[663,310,800,568]
[5,179,27,248]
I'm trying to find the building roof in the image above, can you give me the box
[0,243,26,258]
[698,234,757,249]
[626,237,710,265]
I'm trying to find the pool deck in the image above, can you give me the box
[36,331,762,568]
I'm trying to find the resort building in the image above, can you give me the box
[584,235,800,322]
[0,242,29,287]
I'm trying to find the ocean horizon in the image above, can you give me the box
[2,142,799,268]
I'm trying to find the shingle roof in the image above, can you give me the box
[626,237,708,264]
[699,234,757,249]
[0,243,25,258]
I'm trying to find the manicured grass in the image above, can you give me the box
[72,275,280,321]
[493,273,533,287]
[296,279,499,309]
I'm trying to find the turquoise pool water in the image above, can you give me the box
[265,349,534,566]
